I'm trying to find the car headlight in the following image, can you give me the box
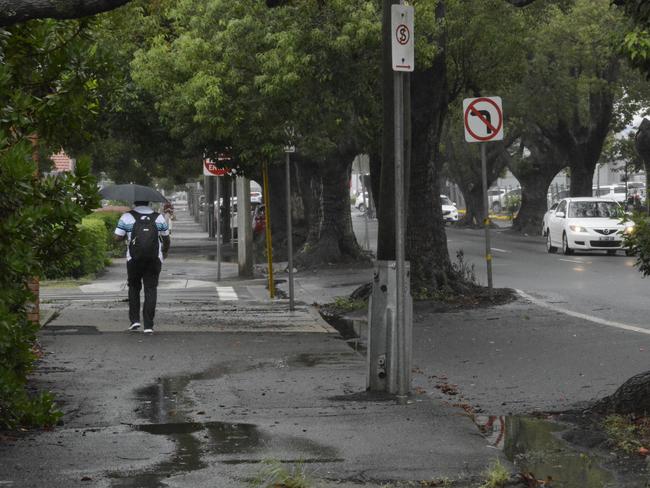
[624,225,635,235]
[569,225,588,233]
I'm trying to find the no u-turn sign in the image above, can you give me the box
[463,96,504,143]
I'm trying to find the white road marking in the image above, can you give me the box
[558,258,584,264]
[216,286,238,301]
[516,289,650,336]
[491,248,511,253]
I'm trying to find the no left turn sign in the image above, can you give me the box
[463,97,503,143]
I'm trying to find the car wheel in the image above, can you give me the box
[357,203,366,213]
[562,233,573,255]
[546,232,557,253]
[625,249,634,256]
[606,250,617,256]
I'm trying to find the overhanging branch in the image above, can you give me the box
[0,0,131,26]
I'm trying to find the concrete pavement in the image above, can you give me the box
[1,208,500,488]
[6,208,650,487]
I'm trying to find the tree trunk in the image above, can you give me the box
[377,0,401,261]
[569,157,597,197]
[458,183,483,227]
[295,157,321,250]
[296,152,363,266]
[512,170,556,235]
[368,150,381,215]
[592,370,650,416]
[268,163,288,258]
[221,177,232,244]
[446,141,509,228]
[407,6,463,294]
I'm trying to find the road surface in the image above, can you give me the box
[351,210,650,332]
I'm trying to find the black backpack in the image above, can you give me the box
[129,211,160,260]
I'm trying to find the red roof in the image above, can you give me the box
[50,151,74,172]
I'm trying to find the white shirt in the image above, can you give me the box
[114,206,170,262]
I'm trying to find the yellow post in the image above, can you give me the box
[262,162,275,298]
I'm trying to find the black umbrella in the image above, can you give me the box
[99,184,168,203]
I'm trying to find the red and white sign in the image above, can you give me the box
[463,97,504,143]
[203,158,231,176]
[391,5,414,72]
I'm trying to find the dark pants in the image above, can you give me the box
[127,258,162,329]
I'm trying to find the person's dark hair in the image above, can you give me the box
[134,201,149,206]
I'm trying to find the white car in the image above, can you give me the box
[440,194,459,222]
[544,197,633,255]
[541,202,558,236]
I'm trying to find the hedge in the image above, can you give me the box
[41,211,130,279]
[84,211,124,258]
[43,218,108,279]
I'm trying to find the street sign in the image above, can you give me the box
[463,96,504,143]
[391,5,414,72]
[203,158,231,176]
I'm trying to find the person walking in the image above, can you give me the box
[114,201,170,334]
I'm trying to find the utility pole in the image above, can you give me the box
[368,2,414,397]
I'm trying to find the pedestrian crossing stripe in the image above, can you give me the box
[216,286,238,301]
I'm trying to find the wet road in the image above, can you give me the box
[351,211,650,332]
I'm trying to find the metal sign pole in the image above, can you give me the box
[362,176,370,250]
[263,162,275,298]
[394,69,409,398]
[216,176,222,282]
[480,143,493,295]
[286,151,295,311]
[208,176,215,239]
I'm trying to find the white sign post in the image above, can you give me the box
[463,96,504,296]
[390,3,414,398]
[391,5,414,72]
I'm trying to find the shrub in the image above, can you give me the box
[43,219,109,279]
[623,212,650,276]
[0,140,99,429]
[85,211,124,258]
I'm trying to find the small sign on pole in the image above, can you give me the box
[391,5,414,72]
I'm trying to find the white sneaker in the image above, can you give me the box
[143,328,154,334]
[129,322,141,331]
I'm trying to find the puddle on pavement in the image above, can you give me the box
[110,364,338,487]
[475,414,614,487]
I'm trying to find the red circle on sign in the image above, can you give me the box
[464,97,503,142]
[395,24,410,45]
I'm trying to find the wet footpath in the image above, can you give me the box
[0,208,499,488]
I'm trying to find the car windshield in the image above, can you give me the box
[568,201,621,218]
[441,196,453,206]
